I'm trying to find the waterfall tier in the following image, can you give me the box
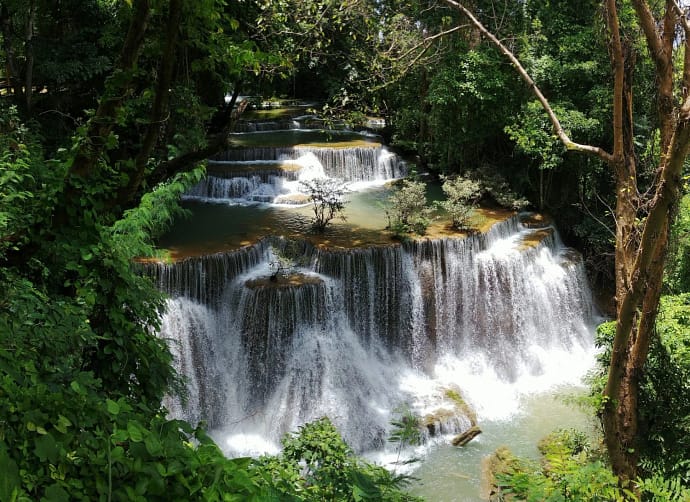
[153,216,596,455]
[210,145,404,182]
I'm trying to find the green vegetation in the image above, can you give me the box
[666,194,690,294]
[385,178,434,237]
[591,294,690,485]
[3,0,690,498]
[258,417,421,501]
[299,178,350,233]
[491,430,632,501]
[388,406,422,472]
[436,175,482,231]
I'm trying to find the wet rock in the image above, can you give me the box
[519,212,552,228]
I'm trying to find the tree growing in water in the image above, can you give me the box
[442,0,690,485]
[300,177,349,233]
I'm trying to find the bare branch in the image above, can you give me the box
[603,0,625,162]
[442,0,613,164]
[390,24,466,62]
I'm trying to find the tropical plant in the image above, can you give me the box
[256,417,422,501]
[388,406,422,472]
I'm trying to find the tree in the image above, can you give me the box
[0,1,276,498]
[385,177,434,236]
[441,0,690,484]
[437,175,482,230]
[300,177,349,233]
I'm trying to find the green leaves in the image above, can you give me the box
[0,444,20,502]
[34,434,59,463]
[386,177,434,237]
[106,399,120,416]
[299,178,350,233]
[436,175,482,231]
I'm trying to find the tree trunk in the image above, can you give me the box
[116,0,182,207]
[0,3,23,98]
[443,0,690,486]
[24,0,36,114]
[67,0,151,181]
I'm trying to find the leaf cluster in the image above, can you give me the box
[492,430,636,501]
[299,177,349,233]
[436,175,482,230]
[256,417,421,502]
[385,177,434,237]
[592,295,690,488]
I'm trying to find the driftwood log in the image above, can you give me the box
[452,425,482,447]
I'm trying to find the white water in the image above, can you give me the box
[184,132,406,206]
[184,152,328,205]
[154,216,597,460]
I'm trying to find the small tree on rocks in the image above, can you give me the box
[437,175,482,230]
[385,178,434,236]
[300,178,349,233]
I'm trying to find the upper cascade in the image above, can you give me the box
[209,144,404,181]
[181,127,405,205]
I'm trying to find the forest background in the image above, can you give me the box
[1,0,689,500]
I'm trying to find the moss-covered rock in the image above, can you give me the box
[481,447,521,501]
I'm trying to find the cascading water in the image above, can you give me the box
[210,144,403,181]
[152,214,597,458]
[188,140,404,205]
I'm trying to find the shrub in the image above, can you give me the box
[300,178,349,233]
[385,178,434,237]
[436,175,482,230]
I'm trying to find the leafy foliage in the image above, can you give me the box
[492,430,635,501]
[592,295,690,488]
[257,417,421,502]
[436,175,482,230]
[388,406,421,473]
[300,177,349,233]
[385,178,434,237]
[666,194,690,294]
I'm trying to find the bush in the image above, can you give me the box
[300,178,349,233]
[436,175,482,230]
[491,430,634,501]
[256,417,421,501]
[666,194,690,293]
[385,178,434,237]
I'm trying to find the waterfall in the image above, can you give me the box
[186,146,405,205]
[210,145,405,182]
[234,116,332,132]
[153,215,597,456]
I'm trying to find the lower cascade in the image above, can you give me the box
[153,215,596,458]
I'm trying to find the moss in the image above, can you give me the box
[481,447,521,501]
[519,228,554,250]
[150,206,520,262]
[243,106,307,120]
[294,140,381,149]
[444,388,478,426]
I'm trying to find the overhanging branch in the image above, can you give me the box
[442,0,614,164]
